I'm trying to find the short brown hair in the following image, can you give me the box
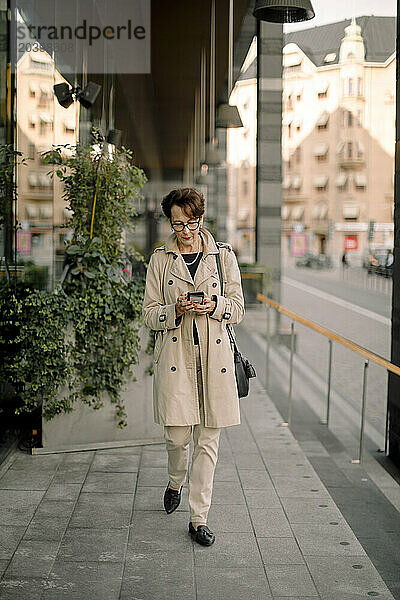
[161,187,205,220]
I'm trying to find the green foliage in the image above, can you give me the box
[1,134,147,429]
[0,144,28,228]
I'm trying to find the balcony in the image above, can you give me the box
[337,141,365,169]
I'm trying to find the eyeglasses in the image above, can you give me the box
[170,219,200,232]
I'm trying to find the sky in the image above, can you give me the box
[284,0,397,32]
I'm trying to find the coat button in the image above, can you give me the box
[171,366,176,371]
[212,282,217,287]
[172,336,177,342]
[168,280,173,285]
[216,338,221,344]
[221,368,226,373]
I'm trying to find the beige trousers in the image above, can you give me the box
[163,345,221,525]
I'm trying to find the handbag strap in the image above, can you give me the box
[215,251,237,351]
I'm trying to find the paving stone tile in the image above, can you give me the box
[52,465,90,485]
[206,504,253,533]
[69,492,133,528]
[238,469,275,490]
[214,464,240,482]
[0,559,9,577]
[193,532,263,568]
[0,490,45,526]
[124,549,190,569]
[264,564,319,597]
[0,468,55,490]
[42,561,123,599]
[299,440,330,457]
[292,522,367,557]
[9,454,62,471]
[23,518,68,542]
[57,527,127,562]
[305,555,394,598]
[195,567,272,600]
[280,497,345,524]
[128,511,193,553]
[90,453,140,472]
[257,537,305,565]
[232,453,265,470]
[44,484,82,502]
[95,446,143,455]
[0,525,26,559]
[140,450,168,467]
[133,485,189,511]
[121,560,194,600]
[60,451,95,465]
[82,471,137,493]
[249,508,293,537]
[272,476,331,499]
[4,540,59,578]
[211,481,246,505]
[0,576,45,599]
[33,499,76,524]
[137,466,168,486]
[243,489,281,509]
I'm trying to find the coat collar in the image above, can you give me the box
[166,227,218,287]
[164,227,219,258]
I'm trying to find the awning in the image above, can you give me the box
[29,82,39,93]
[293,117,302,128]
[357,141,365,155]
[314,175,328,188]
[291,175,302,189]
[316,111,329,127]
[313,204,328,219]
[281,205,290,220]
[317,81,329,94]
[282,176,291,190]
[283,115,292,126]
[38,173,51,187]
[25,204,38,218]
[343,203,359,219]
[30,52,51,63]
[39,205,53,219]
[40,83,49,94]
[29,114,38,125]
[313,143,329,157]
[64,119,76,130]
[291,205,304,220]
[28,173,38,186]
[336,173,348,187]
[337,141,345,154]
[40,113,52,123]
[354,173,367,187]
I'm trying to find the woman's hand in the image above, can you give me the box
[192,295,216,315]
[175,293,196,318]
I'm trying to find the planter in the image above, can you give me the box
[36,328,163,454]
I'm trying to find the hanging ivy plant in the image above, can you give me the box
[1,133,147,429]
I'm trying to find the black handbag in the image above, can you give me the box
[215,251,256,398]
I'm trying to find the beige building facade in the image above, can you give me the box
[282,17,395,264]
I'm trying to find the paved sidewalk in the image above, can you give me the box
[0,375,396,600]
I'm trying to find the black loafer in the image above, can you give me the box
[163,484,182,514]
[189,522,215,546]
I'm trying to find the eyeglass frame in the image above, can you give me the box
[170,218,201,232]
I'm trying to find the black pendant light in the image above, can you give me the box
[253,0,315,23]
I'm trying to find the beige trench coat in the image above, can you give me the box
[142,227,245,428]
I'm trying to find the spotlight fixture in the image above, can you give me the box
[53,81,101,109]
[253,0,315,23]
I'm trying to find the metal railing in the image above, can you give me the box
[257,292,400,463]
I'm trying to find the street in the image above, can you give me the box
[279,265,392,441]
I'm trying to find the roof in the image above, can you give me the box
[284,16,396,66]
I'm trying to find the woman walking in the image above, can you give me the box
[142,187,245,546]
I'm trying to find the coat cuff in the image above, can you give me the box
[209,295,230,322]
[158,303,183,330]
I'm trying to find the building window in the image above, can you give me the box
[28,143,35,160]
[287,94,293,111]
[357,77,363,96]
[348,78,353,95]
[242,180,249,195]
[348,111,353,127]
[357,110,362,127]
[347,142,353,159]
[288,123,292,138]
[296,92,302,102]
[318,90,328,99]
[295,147,301,163]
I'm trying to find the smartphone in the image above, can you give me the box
[187,291,205,304]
